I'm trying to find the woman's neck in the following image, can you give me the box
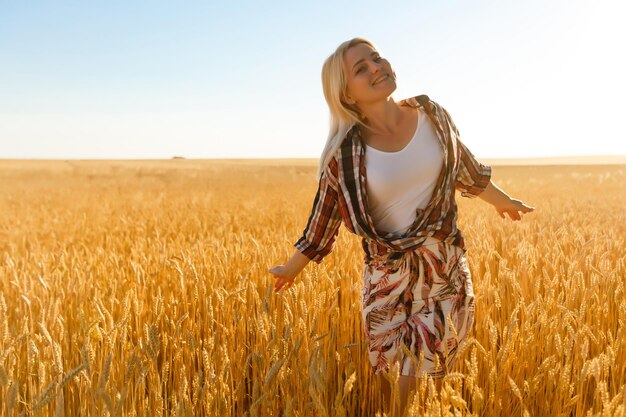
[360,99,409,137]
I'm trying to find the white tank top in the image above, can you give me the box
[364,108,444,235]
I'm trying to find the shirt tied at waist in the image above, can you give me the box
[364,236,446,273]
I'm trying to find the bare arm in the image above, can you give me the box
[478,179,536,221]
[478,180,511,206]
[284,249,312,277]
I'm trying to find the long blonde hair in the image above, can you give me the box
[316,37,386,180]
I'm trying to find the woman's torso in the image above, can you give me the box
[364,106,444,236]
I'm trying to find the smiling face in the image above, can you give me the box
[342,43,396,110]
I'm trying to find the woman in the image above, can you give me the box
[268,37,535,415]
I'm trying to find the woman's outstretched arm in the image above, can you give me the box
[478,180,536,221]
[437,104,535,221]
[269,155,343,293]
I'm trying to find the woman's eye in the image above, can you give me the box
[356,56,382,74]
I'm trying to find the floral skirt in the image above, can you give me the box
[361,238,475,379]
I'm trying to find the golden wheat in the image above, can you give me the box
[0,160,624,416]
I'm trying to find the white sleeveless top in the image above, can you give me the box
[364,107,444,235]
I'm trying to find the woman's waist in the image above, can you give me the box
[363,234,465,269]
[365,234,450,254]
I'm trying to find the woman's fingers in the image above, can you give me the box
[269,266,295,293]
[273,277,293,293]
[269,267,281,291]
[516,201,535,213]
[267,265,293,292]
[499,209,521,221]
[274,278,282,292]
[497,200,536,221]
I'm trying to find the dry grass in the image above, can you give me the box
[0,159,624,416]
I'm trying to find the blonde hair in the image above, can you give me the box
[316,37,388,180]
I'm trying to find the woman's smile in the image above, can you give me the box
[372,74,390,85]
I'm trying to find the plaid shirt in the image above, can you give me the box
[294,94,492,271]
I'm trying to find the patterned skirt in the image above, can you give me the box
[361,237,475,379]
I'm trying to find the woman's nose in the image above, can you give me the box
[371,61,384,73]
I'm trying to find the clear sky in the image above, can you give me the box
[1,0,624,159]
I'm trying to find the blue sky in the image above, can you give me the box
[1,0,624,159]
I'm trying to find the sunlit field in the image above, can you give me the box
[0,159,624,416]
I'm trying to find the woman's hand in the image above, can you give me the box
[477,181,535,221]
[494,198,535,221]
[268,265,296,293]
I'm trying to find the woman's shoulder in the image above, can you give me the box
[400,94,432,107]
[399,94,446,121]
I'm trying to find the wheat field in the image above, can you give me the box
[0,159,624,416]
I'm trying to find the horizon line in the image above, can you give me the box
[1,154,625,166]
